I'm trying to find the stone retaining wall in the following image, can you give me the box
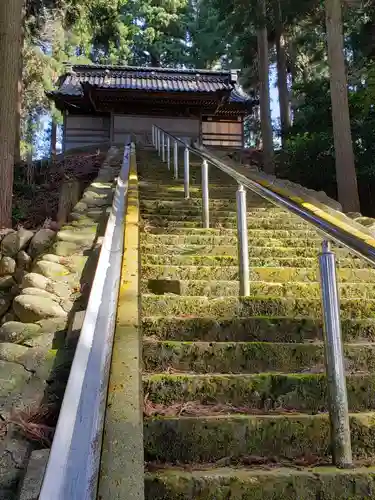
[212,147,375,235]
[0,146,123,500]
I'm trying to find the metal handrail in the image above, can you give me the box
[39,144,132,500]
[152,124,366,468]
[153,125,375,266]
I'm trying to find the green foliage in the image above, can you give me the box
[19,0,375,215]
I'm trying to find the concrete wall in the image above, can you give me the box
[65,115,110,151]
[113,115,200,146]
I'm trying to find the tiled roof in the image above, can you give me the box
[54,65,251,104]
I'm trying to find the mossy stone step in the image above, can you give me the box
[145,466,375,500]
[144,413,375,463]
[142,233,323,247]
[142,217,310,230]
[145,227,319,238]
[141,212,302,223]
[142,294,375,319]
[140,200,282,211]
[142,254,363,268]
[142,264,375,282]
[141,278,375,299]
[140,207,290,218]
[143,340,375,374]
[140,182,236,190]
[141,192,271,202]
[141,174,231,184]
[143,372,375,412]
[141,244,328,259]
[142,316,375,343]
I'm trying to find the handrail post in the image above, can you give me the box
[236,184,250,296]
[167,135,171,170]
[152,125,155,147]
[184,146,190,199]
[157,129,161,155]
[319,240,353,468]
[174,140,178,179]
[202,160,209,228]
[162,132,165,162]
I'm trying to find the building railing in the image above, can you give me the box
[39,145,132,500]
[152,124,375,469]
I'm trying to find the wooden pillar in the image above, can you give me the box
[57,180,81,226]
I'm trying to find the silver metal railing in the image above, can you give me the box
[39,145,132,499]
[152,124,375,469]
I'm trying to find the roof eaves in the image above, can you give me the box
[70,64,237,79]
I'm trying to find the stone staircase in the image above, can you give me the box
[138,148,375,499]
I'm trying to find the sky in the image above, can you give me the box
[269,64,281,126]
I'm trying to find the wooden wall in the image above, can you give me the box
[113,115,200,146]
[202,118,243,148]
[64,115,110,151]
[63,113,242,151]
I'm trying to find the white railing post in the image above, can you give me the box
[162,132,165,162]
[174,140,178,179]
[236,184,250,296]
[201,160,209,228]
[184,146,190,199]
[319,240,353,468]
[167,135,171,170]
[157,129,161,155]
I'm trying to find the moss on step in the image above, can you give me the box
[140,199,284,211]
[140,185,237,194]
[141,192,275,201]
[141,244,328,259]
[143,340,375,374]
[140,207,289,217]
[145,467,375,500]
[141,216,309,230]
[141,207,290,218]
[143,372,375,412]
[142,254,365,268]
[143,254,237,266]
[141,295,375,319]
[141,279,375,299]
[142,316,375,343]
[145,227,319,238]
[144,413,375,463]
[141,264,375,282]
[141,234,322,248]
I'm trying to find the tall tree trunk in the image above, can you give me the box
[150,53,160,67]
[0,0,24,227]
[288,39,298,122]
[275,1,290,145]
[325,0,360,212]
[257,0,274,174]
[14,5,25,166]
[51,118,57,161]
[14,57,23,165]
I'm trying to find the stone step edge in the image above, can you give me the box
[141,314,375,323]
[144,465,375,499]
[142,263,373,270]
[141,293,375,302]
[143,339,374,348]
[141,278,375,286]
[143,411,375,422]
